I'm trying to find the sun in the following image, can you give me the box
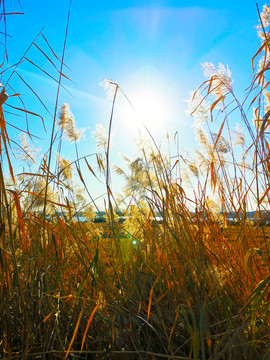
[118,85,170,136]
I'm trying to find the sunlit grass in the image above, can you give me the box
[0,2,270,360]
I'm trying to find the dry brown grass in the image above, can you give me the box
[0,2,270,360]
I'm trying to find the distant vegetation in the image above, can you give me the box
[0,2,270,360]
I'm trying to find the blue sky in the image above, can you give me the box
[2,0,267,205]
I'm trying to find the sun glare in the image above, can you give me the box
[118,86,170,136]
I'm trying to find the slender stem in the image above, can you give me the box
[42,0,72,245]
[106,84,118,223]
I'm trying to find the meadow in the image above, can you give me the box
[0,3,270,360]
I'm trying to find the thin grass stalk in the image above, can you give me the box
[105,84,119,234]
[42,0,72,246]
[0,163,32,349]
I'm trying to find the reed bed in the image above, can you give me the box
[0,2,270,359]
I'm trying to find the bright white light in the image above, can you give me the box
[118,86,169,135]
[133,88,167,125]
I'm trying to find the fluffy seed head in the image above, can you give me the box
[92,124,109,150]
[58,103,85,143]
[56,153,73,180]
[257,4,270,29]
[99,79,119,101]
[201,62,233,101]
[185,90,210,128]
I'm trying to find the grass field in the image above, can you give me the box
[1,2,270,360]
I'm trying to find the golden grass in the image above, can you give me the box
[0,2,270,360]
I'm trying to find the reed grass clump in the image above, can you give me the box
[0,2,270,360]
